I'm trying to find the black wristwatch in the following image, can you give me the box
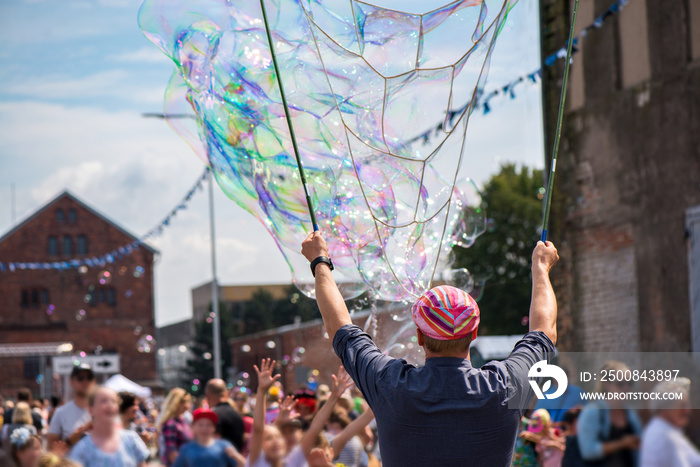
[310,256,334,277]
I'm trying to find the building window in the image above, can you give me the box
[68,209,77,223]
[56,209,64,223]
[23,356,40,380]
[107,288,116,306]
[62,236,72,256]
[48,236,59,256]
[77,235,88,255]
[617,0,651,88]
[40,289,49,305]
[90,288,116,307]
[690,0,700,61]
[21,289,49,308]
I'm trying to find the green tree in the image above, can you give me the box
[453,164,543,335]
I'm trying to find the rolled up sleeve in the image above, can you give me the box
[498,331,556,413]
[332,324,395,405]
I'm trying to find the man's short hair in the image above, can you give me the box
[421,332,472,354]
[17,388,32,402]
[205,378,227,397]
[118,392,137,414]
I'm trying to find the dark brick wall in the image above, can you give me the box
[0,193,157,396]
[540,0,700,351]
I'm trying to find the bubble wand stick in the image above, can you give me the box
[259,0,319,232]
[541,0,579,243]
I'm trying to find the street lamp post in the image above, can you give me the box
[143,112,223,380]
[209,170,222,380]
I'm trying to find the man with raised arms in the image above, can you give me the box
[301,232,559,466]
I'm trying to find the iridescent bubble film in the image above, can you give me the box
[138,0,513,301]
[137,335,156,353]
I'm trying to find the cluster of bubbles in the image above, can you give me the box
[233,371,250,388]
[139,0,517,302]
[279,346,305,369]
[137,335,156,353]
[384,321,426,365]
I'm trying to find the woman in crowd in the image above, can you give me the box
[230,389,251,416]
[640,377,700,466]
[1,403,38,450]
[156,388,193,467]
[68,387,150,467]
[6,428,43,467]
[577,361,642,466]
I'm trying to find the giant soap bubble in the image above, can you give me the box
[138,0,516,300]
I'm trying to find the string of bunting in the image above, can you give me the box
[0,167,211,273]
[408,0,630,146]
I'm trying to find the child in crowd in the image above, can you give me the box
[249,359,375,467]
[521,409,565,467]
[248,359,308,467]
[8,428,43,467]
[173,408,245,467]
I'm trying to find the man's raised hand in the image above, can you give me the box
[532,241,559,273]
[301,231,329,263]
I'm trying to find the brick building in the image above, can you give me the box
[0,191,158,398]
[539,0,700,351]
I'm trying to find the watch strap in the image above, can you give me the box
[310,256,334,277]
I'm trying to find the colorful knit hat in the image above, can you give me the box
[411,285,480,340]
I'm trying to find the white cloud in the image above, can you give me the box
[110,47,172,64]
[3,70,165,105]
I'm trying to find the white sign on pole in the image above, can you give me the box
[52,355,121,375]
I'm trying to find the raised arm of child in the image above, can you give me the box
[330,406,375,456]
[249,358,281,466]
[274,395,298,430]
[300,366,353,459]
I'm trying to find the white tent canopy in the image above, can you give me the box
[104,374,152,398]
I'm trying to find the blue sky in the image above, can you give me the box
[0,0,544,327]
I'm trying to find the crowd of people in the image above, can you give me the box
[0,359,380,467]
[512,362,699,467]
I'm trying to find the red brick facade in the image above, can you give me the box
[229,310,402,393]
[0,192,157,397]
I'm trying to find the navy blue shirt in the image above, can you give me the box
[333,325,555,467]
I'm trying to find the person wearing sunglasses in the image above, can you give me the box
[47,363,96,450]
